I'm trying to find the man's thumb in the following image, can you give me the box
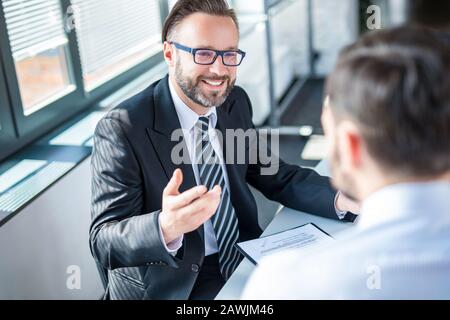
[164,168,183,196]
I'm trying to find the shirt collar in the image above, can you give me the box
[168,77,217,132]
[358,181,450,229]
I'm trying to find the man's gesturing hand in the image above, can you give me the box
[159,168,222,245]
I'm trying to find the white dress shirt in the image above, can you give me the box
[242,181,450,299]
[158,78,233,256]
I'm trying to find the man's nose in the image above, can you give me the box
[208,54,229,77]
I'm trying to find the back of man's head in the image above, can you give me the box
[326,26,450,178]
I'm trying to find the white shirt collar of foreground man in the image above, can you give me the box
[242,181,450,300]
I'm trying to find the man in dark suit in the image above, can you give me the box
[90,0,358,300]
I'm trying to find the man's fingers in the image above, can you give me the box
[163,169,183,197]
[178,186,222,219]
[211,185,221,194]
[170,185,208,209]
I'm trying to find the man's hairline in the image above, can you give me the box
[166,12,240,44]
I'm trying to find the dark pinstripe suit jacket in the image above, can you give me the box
[90,75,347,300]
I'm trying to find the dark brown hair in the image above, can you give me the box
[326,26,450,177]
[407,0,450,30]
[162,0,239,43]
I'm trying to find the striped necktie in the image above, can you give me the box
[195,116,242,280]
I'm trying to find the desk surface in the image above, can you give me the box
[215,161,355,300]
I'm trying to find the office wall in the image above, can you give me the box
[0,158,103,299]
[313,0,359,76]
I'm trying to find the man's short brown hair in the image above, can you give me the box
[326,26,450,177]
[162,0,239,43]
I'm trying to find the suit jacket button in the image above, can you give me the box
[191,264,200,273]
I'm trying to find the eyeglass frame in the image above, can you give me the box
[169,42,246,66]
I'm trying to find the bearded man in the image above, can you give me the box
[90,0,357,300]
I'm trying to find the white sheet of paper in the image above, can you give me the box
[236,223,334,265]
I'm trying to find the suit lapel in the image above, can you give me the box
[146,75,196,193]
[146,76,203,244]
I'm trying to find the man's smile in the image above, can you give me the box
[200,79,227,90]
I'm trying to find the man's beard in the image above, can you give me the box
[175,59,235,108]
[330,138,359,202]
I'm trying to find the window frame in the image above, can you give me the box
[0,0,89,139]
[0,0,169,162]
[0,56,18,160]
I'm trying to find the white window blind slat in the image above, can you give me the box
[2,0,67,60]
[10,28,64,51]
[4,2,60,21]
[14,37,68,60]
[3,0,56,14]
[70,0,162,88]
[7,7,62,38]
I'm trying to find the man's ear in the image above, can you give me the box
[163,41,175,67]
[337,121,363,171]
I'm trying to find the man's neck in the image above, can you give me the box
[169,76,209,116]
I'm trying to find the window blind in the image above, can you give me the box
[70,0,162,87]
[2,0,67,60]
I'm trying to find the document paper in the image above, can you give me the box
[236,223,334,265]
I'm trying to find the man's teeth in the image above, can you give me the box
[203,80,223,86]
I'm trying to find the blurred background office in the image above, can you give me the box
[0,0,446,299]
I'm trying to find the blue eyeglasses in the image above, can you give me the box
[169,42,246,66]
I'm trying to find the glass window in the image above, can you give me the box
[1,0,75,115]
[71,0,163,90]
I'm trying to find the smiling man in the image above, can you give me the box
[90,0,357,300]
